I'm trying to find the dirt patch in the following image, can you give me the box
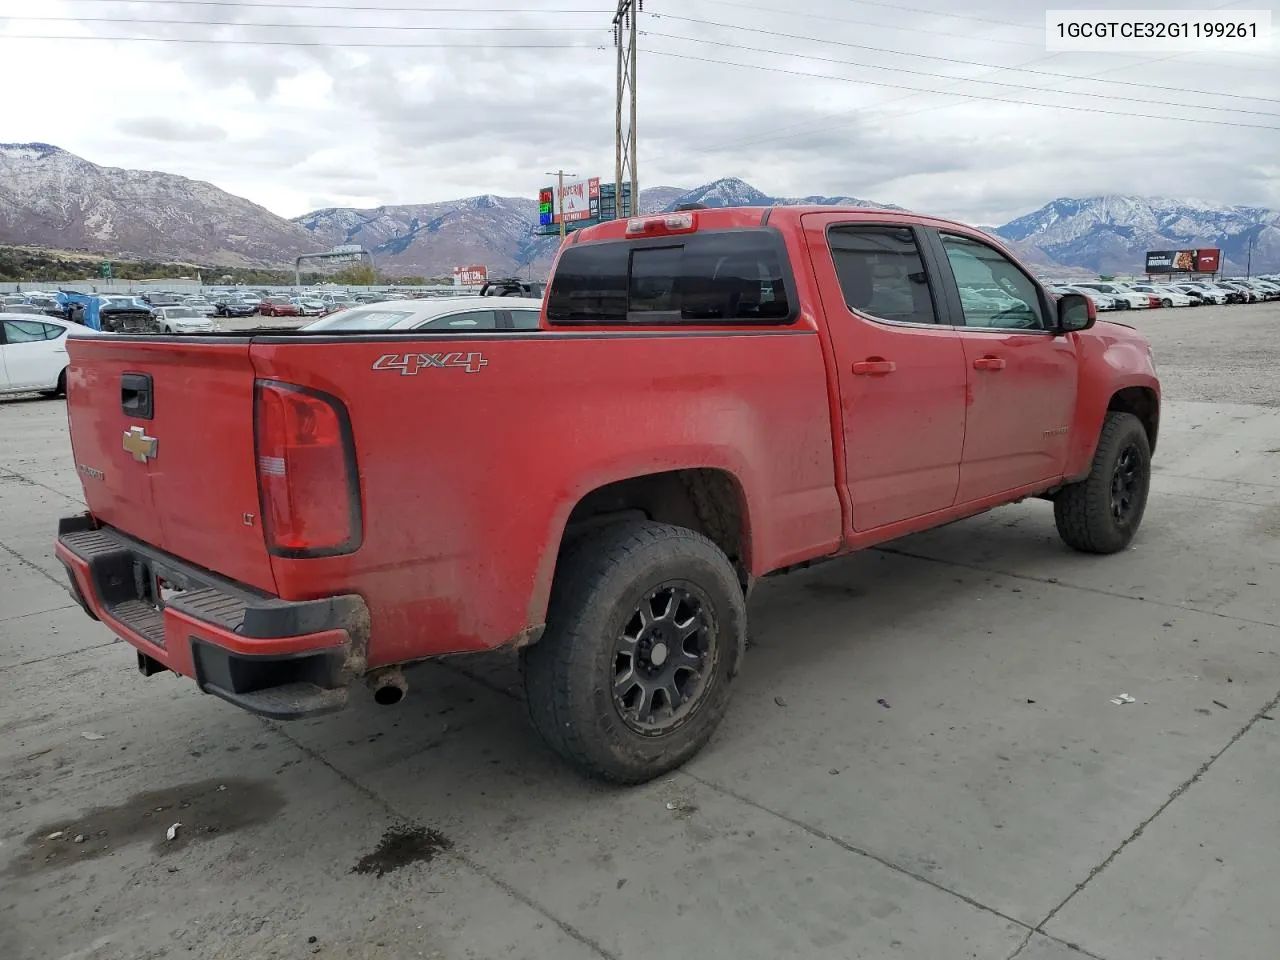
[7,777,285,877]
[351,825,452,878]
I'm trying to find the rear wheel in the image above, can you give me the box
[522,520,745,784]
[1054,412,1151,554]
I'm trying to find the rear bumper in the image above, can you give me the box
[56,515,369,720]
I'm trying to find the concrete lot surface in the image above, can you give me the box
[2,305,1278,960]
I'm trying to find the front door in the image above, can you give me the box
[927,230,1078,503]
[802,215,967,532]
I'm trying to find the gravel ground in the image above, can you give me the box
[1118,301,1280,406]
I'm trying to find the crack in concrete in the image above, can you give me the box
[0,466,85,507]
[0,537,69,590]
[0,640,121,673]
[1029,684,1280,942]
[0,602,77,624]
[263,721,620,960]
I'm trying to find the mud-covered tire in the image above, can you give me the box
[522,520,745,784]
[1054,412,1151,554]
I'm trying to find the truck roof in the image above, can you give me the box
[572,205,979,245]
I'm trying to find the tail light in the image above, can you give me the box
[626,212,696,237]
[254,381,361,557]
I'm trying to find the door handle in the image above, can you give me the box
[972,356,1006,371]
[852,359,896,376]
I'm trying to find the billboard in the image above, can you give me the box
[453,264,487,286]
[1145,248,1221,273]
[539,177,601,225]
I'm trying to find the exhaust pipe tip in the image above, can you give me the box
[368,667,407,706]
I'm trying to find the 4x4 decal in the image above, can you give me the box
[373,352,488,375]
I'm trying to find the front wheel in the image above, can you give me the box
[522,521,746,784]
[1161,298,1173,308]
[1054,412,1151,554]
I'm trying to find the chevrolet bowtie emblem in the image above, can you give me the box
[123,426,158,463]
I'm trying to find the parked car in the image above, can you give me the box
[214,295,259,317]
[1241,279,1280,300]
[1169,284,1220,305]
[290,297,327,317]
[300,296,545,332]
[55,205,1161,784]
[258,296,300,317]
[1183,280,1242,304]
[1217,280,1259,302]
[1053,285,1119,311]
[1075,283,1150,309]
[154,306,217,335]
[0,313,99,397]
[182,297,218,317]
[1128,284,1193,308]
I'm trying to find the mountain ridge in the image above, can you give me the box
[0,145,1275,278]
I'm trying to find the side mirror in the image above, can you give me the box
[1056,292,1095,333]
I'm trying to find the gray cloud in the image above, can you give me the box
[115,117,228,143]
[16,0,1279,223]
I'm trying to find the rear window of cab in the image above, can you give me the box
[546,229,795,325]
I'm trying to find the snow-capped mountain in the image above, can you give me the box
[659,177,899,212]
[2,145,1275,278]
[996,196,1280,275]
[0,142,315,266]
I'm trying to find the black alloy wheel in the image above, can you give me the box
[1110,442,1143,528]
[612,582,715,736]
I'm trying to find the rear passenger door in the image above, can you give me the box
[925,230,1078,502]
[802,215,967,531]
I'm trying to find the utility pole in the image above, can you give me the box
[1247,231,1255,278]
[614,0,639,221]
[545,169,577,239]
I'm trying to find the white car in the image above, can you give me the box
[1055,285,1119,311]
[0,313,100,397]
[1128,284,1193,307]
[182,296,218,317]
[1075,283,1150,309]
[290,297,328,316]
[154,306,217,335]
[300,296,545,332]
[1170,284,1223,305]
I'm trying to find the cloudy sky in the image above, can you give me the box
[2,0,1277,223]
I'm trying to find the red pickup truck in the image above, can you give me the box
[56,206,1159,783]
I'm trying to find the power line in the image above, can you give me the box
[690,0,1043,47]
[641,48,1280,131]
[51,0,610,8]
[19,15,608,31]
[0,34,603,48]
[656,15,1280,105]
[644,32,1280,118]
[685,0,1279,63]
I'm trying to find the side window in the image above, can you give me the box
[421,310,499,330]
[2,319,49,343]
[41,323,66,340]
[940,234,1045,330]
[508,309,541,330]
[827,226,939,325]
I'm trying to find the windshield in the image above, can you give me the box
[302,309,415,331]
[163,307,200,318]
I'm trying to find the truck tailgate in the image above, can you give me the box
[65,335,276,593]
